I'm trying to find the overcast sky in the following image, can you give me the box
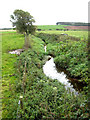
[0,0,89,28]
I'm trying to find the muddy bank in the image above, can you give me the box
[56,65,87,91]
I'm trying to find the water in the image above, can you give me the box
[44,46,47,52]
[43,57,78,95]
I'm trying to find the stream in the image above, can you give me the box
[43,57,79,95]
[9,47,84,95]
[43,45,86,95]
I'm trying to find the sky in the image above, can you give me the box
[0,0,89,28]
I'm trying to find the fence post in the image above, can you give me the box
[20,96,23,109]
[23,61,27,94]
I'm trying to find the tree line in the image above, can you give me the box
[56,22,89,26]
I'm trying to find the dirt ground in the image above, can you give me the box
[64,26,89,30]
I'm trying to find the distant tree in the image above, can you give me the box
[10,9,36,49]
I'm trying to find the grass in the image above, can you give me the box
[37,25,67,30]
[2,31,24,117]
[1,30,89,119]
[2,32,24,53]
[30,35,45,53]
[2,32,24,83]
[37,30,88,40]
[2,31,45,118]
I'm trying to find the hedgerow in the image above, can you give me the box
[14,49,89,119]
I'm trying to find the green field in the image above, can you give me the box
[2,32,24,117]
[37,30,88,40]
[1,30,89,119]
[37,25,67,30]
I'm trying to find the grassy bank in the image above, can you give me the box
[2,31,89,119]
[36,32,88,84]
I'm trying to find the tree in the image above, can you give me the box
[10,9,36,48]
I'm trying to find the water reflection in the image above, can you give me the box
[43,57,78,95]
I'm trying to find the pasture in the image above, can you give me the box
[37,30,88,40]
[37,25,67,30]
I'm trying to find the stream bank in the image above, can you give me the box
[36,32,88,94]
[8,48,85,93]
[15,47,89,119]
[6,33,89,119]
[43,44,87,94]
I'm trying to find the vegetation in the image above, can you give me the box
[37,25,67,31]
[14,50,89,119]
[36,32,88,84]
[37,30,88,40]
[56,22,89,26]
[2,31,24,118]
[2,31,89,119]
[10,9,36,35]
[10,9,36,49]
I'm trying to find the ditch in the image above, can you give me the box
[9,46,86,95]
[43,45,86,94]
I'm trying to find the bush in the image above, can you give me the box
[14,49,89,119]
